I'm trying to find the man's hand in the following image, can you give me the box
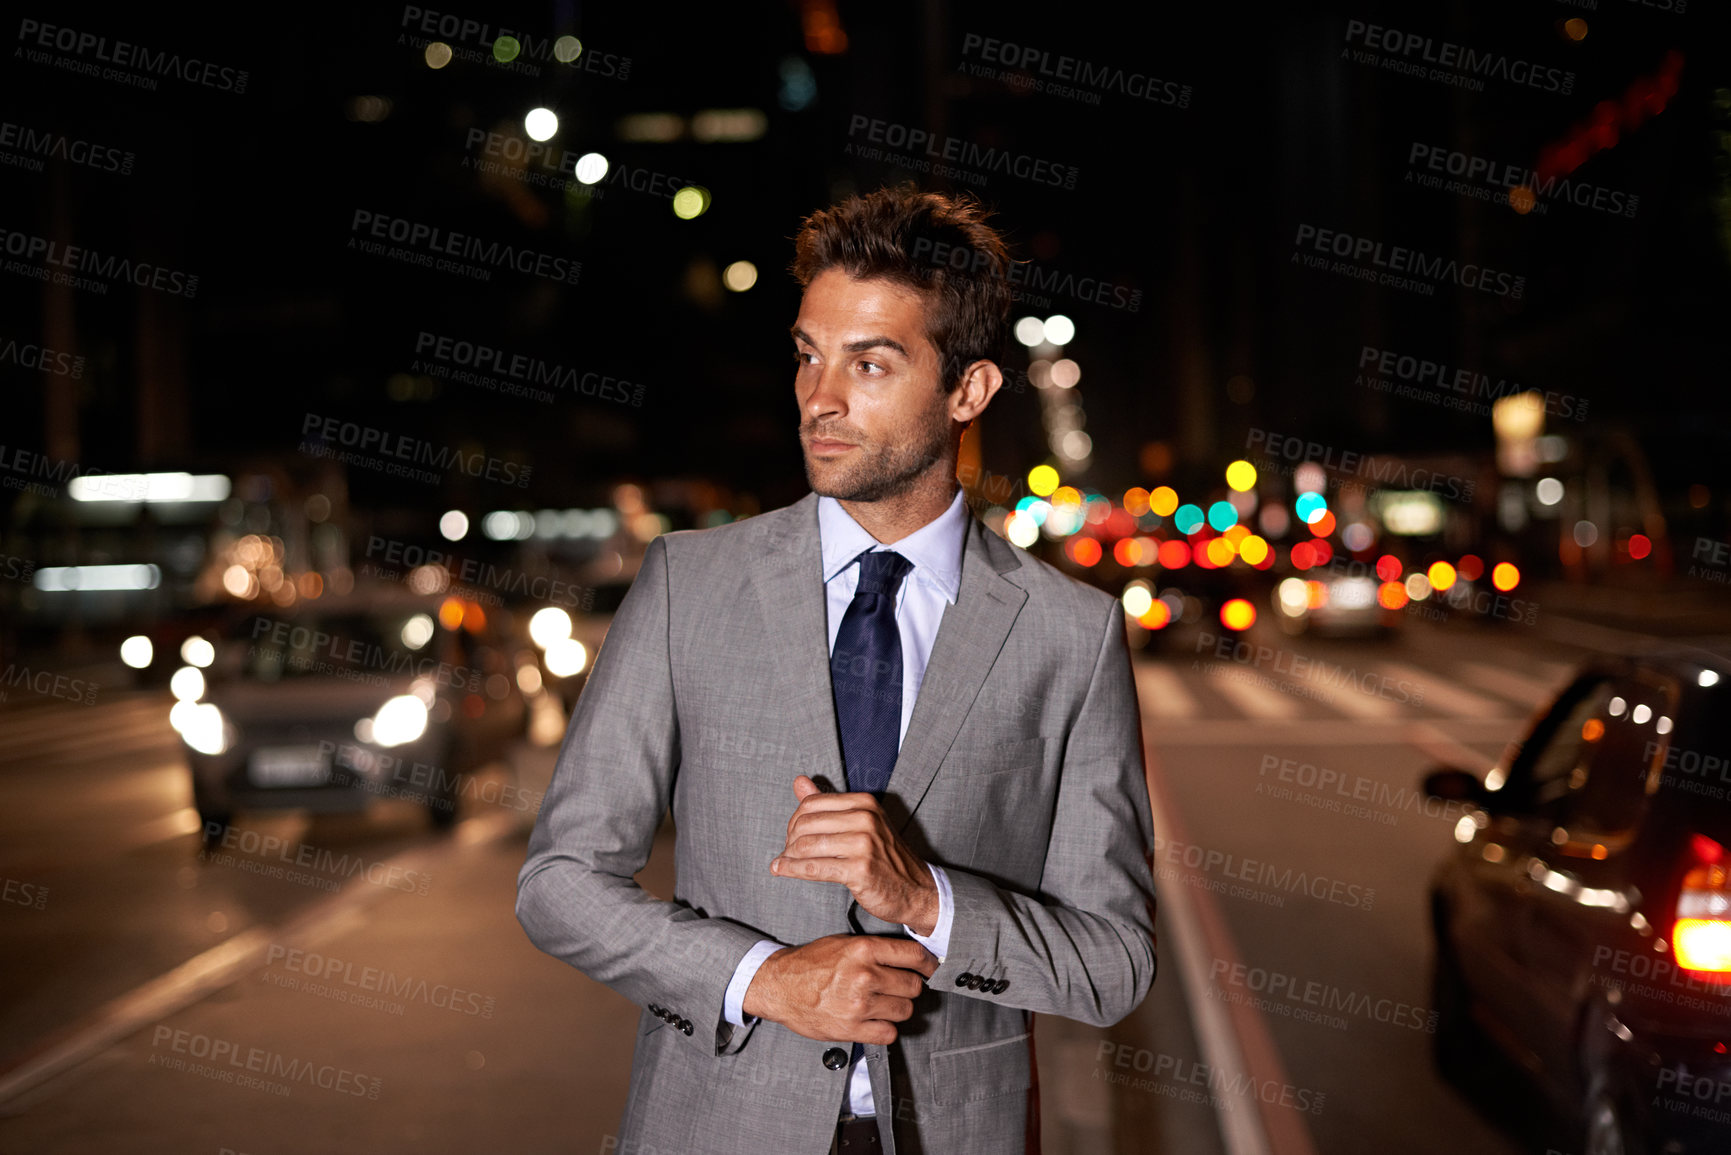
[770,776,939,934]
[741,934,938,1044]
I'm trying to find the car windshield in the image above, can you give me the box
[233,610,443,682]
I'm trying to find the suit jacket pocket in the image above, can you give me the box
[927,1031,1032,1107]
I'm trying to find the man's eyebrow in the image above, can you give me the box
[788,326,910,359]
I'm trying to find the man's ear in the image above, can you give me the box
[949,359,1003,426]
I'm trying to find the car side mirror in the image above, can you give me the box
[1422,766,1491,808]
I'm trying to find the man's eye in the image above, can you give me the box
[857,360,884,375]
[793,350,814,365]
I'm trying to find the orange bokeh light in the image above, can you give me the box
[1492,562,1521,592]
[1158,539,1191,569]
[1068,537,1103,567]
[1378,581,1409,610]
[1219,599,1257,631]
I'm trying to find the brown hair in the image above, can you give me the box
[790,183,1012,391]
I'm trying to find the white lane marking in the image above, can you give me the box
[1134,663,1200,720]
[1195,665,1303,720]
[1456,661,1560,710]
[1143,717,1519,746]
[1141,743,1315,1155]
[0,809,523,1106]
[1307,679,1403,720]
[1374,660,1510,718]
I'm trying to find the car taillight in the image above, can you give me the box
[1675,835,1731,981]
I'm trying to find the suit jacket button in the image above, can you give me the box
[970,975,985,990]
[648,1004,661,1015]
[995,979,1010,993]
[823,1047,848,1070]
[680,1020,693,1035]
[955,972,974,987]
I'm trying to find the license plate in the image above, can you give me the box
[1331,580,1376,610]
[250,745,331,787]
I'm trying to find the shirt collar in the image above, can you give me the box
[818,488,969,605]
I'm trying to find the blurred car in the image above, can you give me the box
[1272,569,1396,638]
[175,589,528,841]
[1423,642,1731,1154]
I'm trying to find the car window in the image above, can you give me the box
[1515,675,1673,851]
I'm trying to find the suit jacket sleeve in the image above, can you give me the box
[515,534,771,1056]
[928,599,1158,1026]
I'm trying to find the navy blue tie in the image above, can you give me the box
[830,548,913,1090]
[830,549,913,797]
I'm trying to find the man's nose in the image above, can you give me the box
[805,363,847,419]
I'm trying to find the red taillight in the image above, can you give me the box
[1676,836,1731,980]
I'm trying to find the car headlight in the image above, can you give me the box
[364,694,429,748]
[173,701,232,756]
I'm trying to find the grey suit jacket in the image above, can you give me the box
[516,491,1157,1154]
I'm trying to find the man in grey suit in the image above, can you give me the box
[517,185,1157,1154]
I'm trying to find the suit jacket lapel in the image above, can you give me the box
[745,492,847,790]
[884,514,1028,834]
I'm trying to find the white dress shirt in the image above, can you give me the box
[721,487,968,1118]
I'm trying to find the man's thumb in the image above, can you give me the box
[792,774,822,799]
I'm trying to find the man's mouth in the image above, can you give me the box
[806,437,856,454]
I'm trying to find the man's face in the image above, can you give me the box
[791,269,953,503]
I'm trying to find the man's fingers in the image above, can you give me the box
[770,855,846,883]
[781,831,870,863]
[868,937,941,977]
[866,995,916,1023]
[792,774,823,800]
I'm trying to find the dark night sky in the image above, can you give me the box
[2,0,1725,526]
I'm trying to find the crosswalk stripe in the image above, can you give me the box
[1310,679,1404,719]
[0,697,163,741]
[1195,664,1304,719]
[1456,661,1562,709]
[1134,663,1199,720]
[1373,660,1511,718]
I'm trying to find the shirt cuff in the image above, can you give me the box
[904,863,953,961]
[723,939,787,1028]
